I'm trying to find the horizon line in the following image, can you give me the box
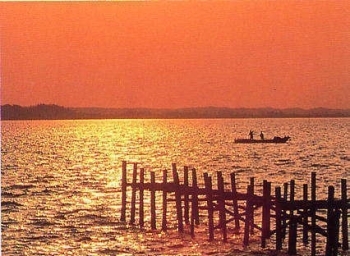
[2,103,350,111]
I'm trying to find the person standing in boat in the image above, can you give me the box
[260,131,264,140]
[249,130,254,140]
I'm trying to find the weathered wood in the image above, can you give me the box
[130,163,138,224]
[162,169,167,231]
[192,168,200,225]
[288,216,297,255]
[217,172,227,242]
[204,173,214,241]
[230,172,240,230]
[275,186,283,251]
[191,193,195,238]
[290,180,295,208]
[184,166,190,225]
[341,179,349,250]
[333,209,341,256]
[261,180,271,248]
[302,184,308,245]
[172,163,184,232]
[139,168,145,228]
[287,180,296,255]
[311,172,317,256]
[120,160,127,221]
[244,184,253,246]
[150,171,156,229]
[119,161,348,255]
[282,182,288,239]
[250,177,255,234]
[326,186,335,256]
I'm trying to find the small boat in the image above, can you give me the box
[234,136,291,144]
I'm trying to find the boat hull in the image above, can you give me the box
[234,136,290,144]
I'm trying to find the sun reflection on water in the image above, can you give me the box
[1,118,349,255]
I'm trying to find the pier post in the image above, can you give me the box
[172,163,184,233]
[326,186,335,255]
[302,184,308,245]
[282,182,288,239]
[290,180,295,211]
[275,187,283,251]
[120,160,127,222]
[230,172,240,230]
[150,171,156,229]
[287,180,296,255]
[341,179,349,250]
[287,216,297,255]
[162,169,168,231]
[130,163,138,224]
[249,177,255,234]
[333,209,341,256]
[217,172,227,242]
[139,168,145,228]
[192,168,199,225]
[191,168,199,237]
[204,173,214,241]
[261,180,271,248]
[244,184,253,246]
[311,172,317,256]
[184,166,190,225]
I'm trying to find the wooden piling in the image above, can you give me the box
[150,171,156,229]
[287,180,296,255]
[249,177,255,234]
[290,180,295,208]
[190,168,199,237]
[282,182,288,239]
[333,209,341,256]
[230,172,240,230]
[217,172,227,242]
[204,173,214,241]
[244,184,253,246]
[283,182,289,200]
[288,216,297,255]
[172,163,184,232]
[267,182,271,235]
[311,172,317,256]
[184,166,190,225]
[190,203,195,237]
[326,186,335,256]
[118,161,349,255]
[341,178,349,250]
[139,168,145,228]
[192,168,199,225]
[261,180,271,248]
[275,186,283,251]
[302,184,308,245]
[130,163,138,224]
[162,169,168,231]
[120,160,127,222]
[261,180,267,248]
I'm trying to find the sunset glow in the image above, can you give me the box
[1,1,350,109]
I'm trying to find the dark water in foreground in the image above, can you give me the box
[1,118,349,255]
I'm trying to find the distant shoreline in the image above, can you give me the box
[1,104,350,120]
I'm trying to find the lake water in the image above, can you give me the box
[1,118,349,255]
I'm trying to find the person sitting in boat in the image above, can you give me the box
[249,130,254,140]
[260,131,264,140]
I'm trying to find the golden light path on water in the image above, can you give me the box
[1,118,349,255]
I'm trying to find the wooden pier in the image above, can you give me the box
[119,161,349,255]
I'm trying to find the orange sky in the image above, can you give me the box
[1,1,350,109]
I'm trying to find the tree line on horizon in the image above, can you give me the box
[1,104,350,120]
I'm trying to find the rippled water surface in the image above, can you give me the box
[1,118,349,255]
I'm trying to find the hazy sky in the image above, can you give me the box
[1,1,350,109]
